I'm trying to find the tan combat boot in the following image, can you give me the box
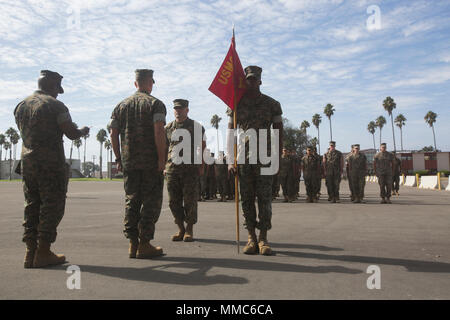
[183,223,194,242]
[129,239,139,258]
[136,241,163,259]
[386,197,392,204]
[258,230,272,256]
[172,222,185,242]
[380,197,386,204]
[24,240,37,269]
[243,229,258,255]
[33,240,66,268]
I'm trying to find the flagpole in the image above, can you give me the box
[232,26,240,254]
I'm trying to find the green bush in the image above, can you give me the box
[439,170,450,177]
[413,170,429,176]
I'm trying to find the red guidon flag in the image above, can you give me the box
[208,33,246,110]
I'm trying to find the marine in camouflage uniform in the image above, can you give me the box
[345,145,355,201]
[348,144,367,203]
[279,148,296,202]
[323,141,344,203]
[110,69,166,259]
[207,156,217,199]
[302,146,321,203]
[292,150,302,199]
[374,143,394,204]
[215,152,229,202]
[165,99,205,242]
[392,154,402,196]
[313,147,322,200]
[14,70,90,268]
[227,65,283,256]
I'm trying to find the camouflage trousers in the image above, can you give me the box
[325,172,341,198]
[378,174,393,198]
[272,173,280,197]
[350,173,366,199]
[238,164,273,231]
[22,164,69,243]
[392,174,400,192]
[279,174,296,199]
[304,174,319,198]
[315,176,322,195]
[347,172,354,197]
[166,167,199,225]
[123,169,164,241]
[216,174,229,198]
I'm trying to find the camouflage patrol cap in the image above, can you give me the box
[353,144,360,148]
[173,99,189,109]
[329,141,336,146]
[380,142,387,147]
[39,70,64,93]
[244,65,262,80]
[135,69,155,83]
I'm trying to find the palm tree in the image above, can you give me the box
[300,120,310,136]
[5,127,20,180]
[323,103,335,141]
[69,123,78,166]
[367,121,377,150]
[104,139,112,179]
[3,142,10,160]
[383,96,397,152]
[394,114,406,151]
[424,111,438,151]
[74,138,82,160]
[0,133,5,179]
[375,116,386,147]
[82,132,89,175]
[310,137,318,149]
[96,129,107,179]
[210,114,222,157]
[312,114,322,154]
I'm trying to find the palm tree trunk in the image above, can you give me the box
[400,128,403,151]
[432,125,437,151]
[69,141,74,165]
[390,115,396,152]
[372,133,376,150]
[83,137,87,174]
[110,149,113,180]
[216,128,219,157]
[329,118,332,141]
[0,147,2,179]
[379,129,382,148]
[99,143,103,179]
[317,127,321,155]
[9,148,12,180]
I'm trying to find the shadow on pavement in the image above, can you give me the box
[78,256,362,286]
[275,250,450,273]
[195,238,344,251]
[197,239,450,273]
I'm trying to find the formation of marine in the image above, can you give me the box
[13,67,402,268]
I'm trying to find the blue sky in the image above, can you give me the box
[1,0,449,167]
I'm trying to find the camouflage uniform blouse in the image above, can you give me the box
[226,93,282,163]
[109,91,166,171]
[374,151,394,175]
[14,90,72,174]
[165,118,205,173]
[324,150,343,175]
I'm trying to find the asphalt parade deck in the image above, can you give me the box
[1,179,449,299]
